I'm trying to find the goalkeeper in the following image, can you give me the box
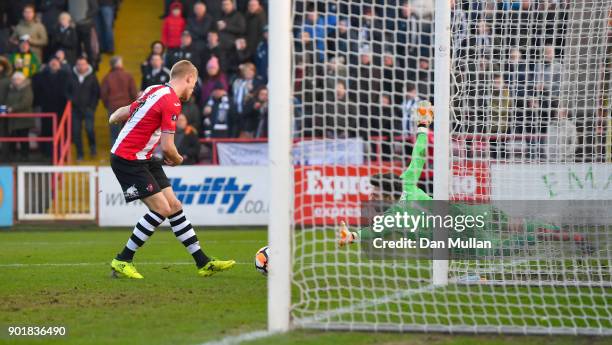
[338,101,591,255]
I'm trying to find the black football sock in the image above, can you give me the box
[168,209,210,268]
[116,210,165,261]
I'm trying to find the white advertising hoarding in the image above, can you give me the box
[217,143,269,165]
[490,163,612,224]
[491,163,612,200]
[292,138,365,165]
[217,138,365,166]
[98,166,269,226]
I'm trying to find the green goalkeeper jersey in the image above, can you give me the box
[357,129,556,255]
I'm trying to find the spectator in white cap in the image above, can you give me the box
[1,72,34,161]
[9,35,41,78]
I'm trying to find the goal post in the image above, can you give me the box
[267,0,292,333]
[432,0,451,287]
[281,0,612,336]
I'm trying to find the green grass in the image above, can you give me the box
[0,226,267,345]
[291,228,611,333]
[0,226,610,345]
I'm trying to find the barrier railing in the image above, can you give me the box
[17,165,96,220]
[0,101,72,165]
[54,102,72,165]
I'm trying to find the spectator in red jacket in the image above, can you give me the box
[162,2,186,49]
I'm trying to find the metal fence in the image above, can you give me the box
[17,166,96,220]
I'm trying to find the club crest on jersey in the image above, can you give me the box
[146,184,154,192]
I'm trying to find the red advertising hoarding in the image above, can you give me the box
[294,161,490,226]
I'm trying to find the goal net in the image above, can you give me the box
[289,0,611,335]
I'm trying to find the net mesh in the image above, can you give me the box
[290,0,612,334]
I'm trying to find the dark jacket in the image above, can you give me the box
[50,25,79,65]
[181,96,202,133]
[39,0,67,36]
[98,0,119,6]
[204,0,222,21]
[245,10,266,58]
[67,65,100,113]
[204,94,231,138]
[32,67,70,115]
[254,40,267,82]
[219,10,245,50]
[4,78,34,131]
[224,46,250,76]
[166,44,201,72]
[186,15,213,52]
[242,95,268,134]
[0,55,12,85]
[0,57,10,137]
[68,0,98,27]
[100,67,138,113]
[201,43,226,74]
[141,66,171,91]
[175,125,200,164]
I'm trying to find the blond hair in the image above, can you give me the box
[170,60,198,79]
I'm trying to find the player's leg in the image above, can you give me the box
[110,155,170,279]
[111,194,170,279]
[116,192,169,260]
[148,160,235,276]
[162,187,209,267]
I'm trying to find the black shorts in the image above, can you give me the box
[110,154,171,202]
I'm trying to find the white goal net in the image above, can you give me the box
[288,0,611,335]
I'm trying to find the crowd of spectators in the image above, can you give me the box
[0,0,600,165]
[0,0,271,164]
[147,0,269,163]
[290,0,589,162]
[0,1,118,161]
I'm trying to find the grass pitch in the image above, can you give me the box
[0,226,609,345]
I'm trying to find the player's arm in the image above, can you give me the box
[401,101,433,190]
[160,97,183,166]
[108,105,131,124]
[160,132,183,166]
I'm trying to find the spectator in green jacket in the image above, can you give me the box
[9,36,41,78]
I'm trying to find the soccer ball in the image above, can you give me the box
[254,246,270,276]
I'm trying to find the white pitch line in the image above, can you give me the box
[297,283,438,326]
[1,240,263,245]
[198,330,276,345]
[0,261,251,268]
